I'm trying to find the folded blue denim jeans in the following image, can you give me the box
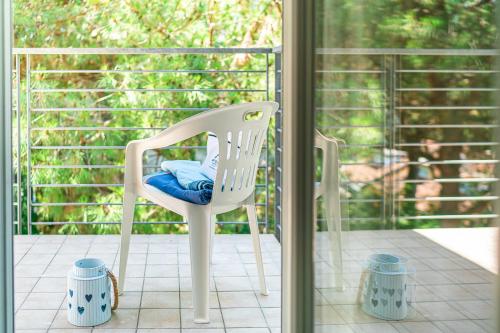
[146,172,212,205]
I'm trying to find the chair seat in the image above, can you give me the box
[141,178,246,216]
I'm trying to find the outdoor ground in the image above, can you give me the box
[13,228,497,333]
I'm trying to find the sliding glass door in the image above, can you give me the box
[312,1,499,332]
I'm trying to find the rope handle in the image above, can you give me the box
[107,270,119,310]
[356,268,369,305]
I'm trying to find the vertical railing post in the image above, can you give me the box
[274,49,282,241]
[265,52,270,232]
[15,54,21,235]
[26,54,32,235]
[383,54,399,229]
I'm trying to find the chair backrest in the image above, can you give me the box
[315,130,342,196]
[208,102,278,206]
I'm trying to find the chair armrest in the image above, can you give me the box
[123,112,213,188]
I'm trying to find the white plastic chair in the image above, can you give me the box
[118,101,278,323]
[315,129,345,291]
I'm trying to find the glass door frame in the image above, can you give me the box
[282,0,316,332]
[0,0,14,331]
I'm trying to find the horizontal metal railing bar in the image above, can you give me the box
[397,87,497,92]
[32,127,163,131]
[341,180,383,186]
[317,217,380,222]
[321,125,384,129]
[30,145,268,152]
[398,69,498,74]
[398,196,499,202]
[396,142,498,147]
[31,145,205,149]
[31,183,268,188]
[32,164,267,170]
[13,47,274,55]
[340,199,382,203]
[341,162,384,166]
[396,124,498,129]
[397,106,497,110]
[31,221,265,225]
[402,214,498,220]
[317,106,384,111]
[401,178,498,183]
[32,202,267,207]
[406,159,499,165]
[317,70,384,74]
[32,69,267,74]
[32,107,211,112]
[317,88,384,93]
[338,144,384,148]
[316,48,497,56]
[32,88,267,93]
[13,47,497,57]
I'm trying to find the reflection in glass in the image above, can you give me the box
[314,1,497,332]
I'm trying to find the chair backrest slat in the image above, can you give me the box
[207,102,278,206]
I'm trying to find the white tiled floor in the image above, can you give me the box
[14,229,497,332]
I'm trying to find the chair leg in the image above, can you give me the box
[246,204,269,296]
[324,193,344,291]
[118,191,136,294]
[187,209,212,323]
[210,214,217,267]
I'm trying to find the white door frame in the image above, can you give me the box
[282,0,316,332]
[0,0,14,331]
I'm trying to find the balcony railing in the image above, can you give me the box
[11,47,499,235]
[12,47,277,234]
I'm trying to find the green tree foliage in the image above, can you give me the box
[316,0,497,229]
[14,0,281,234]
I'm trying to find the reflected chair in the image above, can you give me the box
[315,129,345,291]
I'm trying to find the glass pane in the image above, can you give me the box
[314,1,498,332]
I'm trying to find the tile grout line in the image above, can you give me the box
[134,239,150,331]
[13,237,39,315]
[17,235,66,320]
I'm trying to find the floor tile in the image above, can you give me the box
[392,321,443,333]
[222,308,267,328]
[256,291,281,308]
[262,307,281,327]
[315,305,345,325]
[315,325,355,333]
[147,253,178,265]
[117,291,142,309]
[138,309,181,329]
[21,292,65,310]
[97,309,140,329]
[415,302,467,321]
[350,323,400,333]
[433,320,488,333]
[141,291,180,308]
[32,277,66,292]
[218,291,259,308]
[181,308,224,328]
[214,277,253,291]
[15,265,47,278]
[145,265,179,278]
[15,292,29,311]
[15,277,39,292]
[180,292,219,309]
[451,300,493,320]
[226,329,271,333]
[144,278,180,292]
[333,305,385,324]
[16,309,58,329]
